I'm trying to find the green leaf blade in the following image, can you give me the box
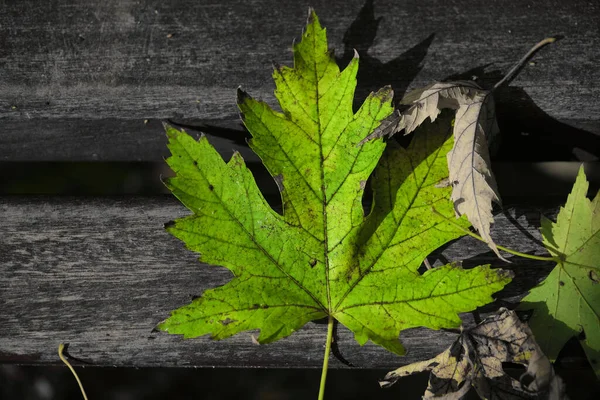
[158,278,326,343]
[336,264,512,355]
[521,166,600,376]
[159,11,511,356]
[333,115,512,354]
[161,127,328,343]
[238,90,324,235]
[355,113,469,277]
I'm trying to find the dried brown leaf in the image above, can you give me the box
[361,81,503,258]
[380,308,564,399]
[449,92,503,260]
[361,81,482,143]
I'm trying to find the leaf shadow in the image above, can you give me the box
[166,0,435,154]
[444,66,600,161]
[336,0,434,110]
[338,1,600,163]
[166,119,250,148]
[501,207,547,249]
[358,114,454,249]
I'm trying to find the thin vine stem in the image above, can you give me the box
[493,37,557,91]
[58,343,89,400]
[431,207,558,262]
[318,315,335,400]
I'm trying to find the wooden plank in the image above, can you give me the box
[1,0,599,161]
[0,196,556,368]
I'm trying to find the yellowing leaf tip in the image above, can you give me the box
[228,151,246,167]
[575,164,587,182]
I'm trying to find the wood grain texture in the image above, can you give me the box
[1,0,599,161]
[0,0,594,370]
[0,196,556,368]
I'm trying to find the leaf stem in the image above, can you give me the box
[431,207,557,262]
[318,315,335,400]
[58,343,89,400]
[493,37,557,91]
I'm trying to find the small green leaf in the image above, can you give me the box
[520,166,600,377]
[158,10,511,355]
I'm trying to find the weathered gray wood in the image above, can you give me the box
[0,0,595,370]
[0,196,555,368]
[1,0,599,161]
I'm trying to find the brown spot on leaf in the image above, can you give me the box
[435,178,451,188]
[589,270,599,284]
[274,174,284,193]
[208,184,214,191]
[220,318,235,326]
[309,258,317,267]
[559,281,565,286]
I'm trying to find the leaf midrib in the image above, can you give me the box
[311,27,332,314]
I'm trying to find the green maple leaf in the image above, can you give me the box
[520,166,600,376]
[158,11,511,355]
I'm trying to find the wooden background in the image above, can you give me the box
[1,0,599,162]
[0,197,557,368]
[1,0,599,369]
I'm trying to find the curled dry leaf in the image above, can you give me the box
[449,92,504,261]
[361,80,503,259]
[380,308,565,399]
[362,81,482,142]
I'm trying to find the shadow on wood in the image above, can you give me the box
[445,65,600,161]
